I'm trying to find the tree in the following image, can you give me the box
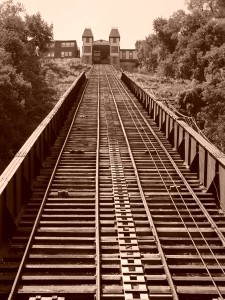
[174,18,225,80]
[136,34,159,72]
[0,0,55,172]
[179,11,209,37]
[0,47,31,165]
[25,12,53,52]
[185,0,225,18]
[203,44,225,80]
[153,17,177,53]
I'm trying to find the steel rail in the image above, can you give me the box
[111,69,225,262]
[101,66,150,300]
[109,67,225,297]
[108,69,225,299]
[112,67,225,249]
[111,69,225,263]
[7,66,94,300]
[95,65,101,300]
[104,66,179,300]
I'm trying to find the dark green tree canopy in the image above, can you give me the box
[135,0,225,152]
[0,0,54,171]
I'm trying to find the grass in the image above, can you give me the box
[127,72,193,105]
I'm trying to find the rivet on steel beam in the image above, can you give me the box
[58,190,69,197]
[76,149,85,154]
[144,149,157,155]
[170,185,181,192]
[70,149,85,154]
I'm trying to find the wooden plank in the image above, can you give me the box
[168,265,225,272]
[184,131,190,166]
[206,152,216,190]
[219,163,225,209]
[190,137,197,167]
[199,145,206,185]
[18,285,96,293]
[173,122,178,150]
[173,276,225,282]
[177,286,225,294]
[25,264,96,269]
[22,275,95,281]
[167,254,225,259]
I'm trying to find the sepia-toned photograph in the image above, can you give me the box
[0,0,225,299]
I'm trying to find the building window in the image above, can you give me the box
[86,37,89,43]
[48,52,54,57]
[122,51,126,59]
[85,56,89,63]
[111,46,118,53]
[69,52,72,57]
[61,52,65,57]
[113,57,117,64]
[129,51,133,59]
[61,42,75,48]
[65,52,69,57]
[84,46,91,53]
[113,37,117,43]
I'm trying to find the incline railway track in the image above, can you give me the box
[1,64,225,300]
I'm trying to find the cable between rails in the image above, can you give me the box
[95,64,101,300]
[108,67,225,299]
[104,66,179,300]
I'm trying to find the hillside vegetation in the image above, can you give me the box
[135,0,225,152]
[0,0,89,174]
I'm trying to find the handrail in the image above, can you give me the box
[0,71,86,246]
[121,72,225,210]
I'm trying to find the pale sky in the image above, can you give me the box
[3,0,188,49]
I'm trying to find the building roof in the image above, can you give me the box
[120,49,136,51]
[93,40,110,46]
[109,28,120,38]
[82,28,94,38]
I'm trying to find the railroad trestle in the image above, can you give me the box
[0,65,225,300]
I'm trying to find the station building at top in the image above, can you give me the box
[82,28,138,72]
[45,40,80,59]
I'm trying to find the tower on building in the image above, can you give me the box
[109,28,120,69]
[82,28,94,64]
[81,27,137,71]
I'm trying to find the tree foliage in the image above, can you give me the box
[0,0,54,173]
[185,0,225,18]
[25,13,53,51]
[135,0,225,151]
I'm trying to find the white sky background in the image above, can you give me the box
[2,0,188,49]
